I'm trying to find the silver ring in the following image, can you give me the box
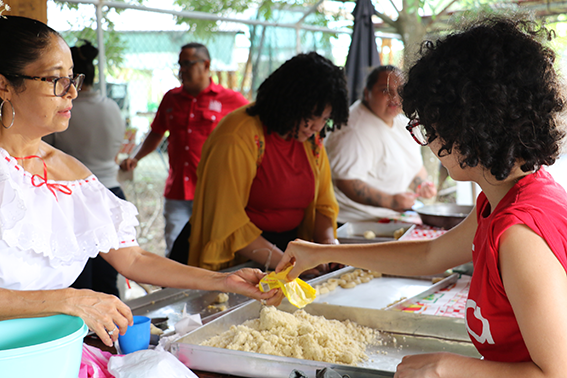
[107,327,117,336]
[260,299,267,306]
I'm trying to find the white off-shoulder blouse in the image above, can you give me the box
[0,148,139,290]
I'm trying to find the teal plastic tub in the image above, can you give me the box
[0,314,88,378]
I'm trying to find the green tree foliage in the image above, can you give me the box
[172,0,334,38]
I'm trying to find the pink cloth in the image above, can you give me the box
[79,343,115,378]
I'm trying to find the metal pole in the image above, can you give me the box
[57,0,404,39]
[57,0,406,38]
[95,0,107,97]
[295,26,301,54]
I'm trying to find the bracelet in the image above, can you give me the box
[252,243,276,272]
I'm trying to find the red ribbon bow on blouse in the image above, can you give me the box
[15,155,72,201]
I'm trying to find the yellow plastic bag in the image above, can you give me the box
[258,265,316,308]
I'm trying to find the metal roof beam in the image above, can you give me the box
[56,0,352,34]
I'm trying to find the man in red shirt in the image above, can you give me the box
[120,43,248,257]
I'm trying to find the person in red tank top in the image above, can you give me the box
[275,15,567,378]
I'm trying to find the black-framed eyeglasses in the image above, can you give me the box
[406,118,429,146]
[5,73,85,97]
[178,59,206,69]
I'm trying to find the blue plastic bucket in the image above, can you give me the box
[0,314,88,378]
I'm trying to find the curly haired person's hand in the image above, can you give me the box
[275,239,325,281]
[223,268,284,306]
[65,288,133,347]
[394,352,461,378]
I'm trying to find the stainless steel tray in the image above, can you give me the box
[127,266,459,336]
[125,262,266,333]
[171,301,480,378]
[126,287,252,333]
[337,222,415,244]
[308,266,459,311]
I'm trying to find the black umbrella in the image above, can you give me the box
[345,0,381,105]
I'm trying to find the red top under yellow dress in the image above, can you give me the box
[246,126,315,233]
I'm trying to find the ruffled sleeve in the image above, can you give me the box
[188,108,263,270]
[0,150,139,268]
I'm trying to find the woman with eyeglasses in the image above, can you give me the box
[173,52,349,276]
[277,15,567,377]
[0,15,281,348]
[43,40,126,298]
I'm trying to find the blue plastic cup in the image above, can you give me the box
[118,316,151,354]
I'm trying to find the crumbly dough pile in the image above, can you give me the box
[201,306,379,365]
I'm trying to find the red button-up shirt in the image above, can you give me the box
[151,80,248,200]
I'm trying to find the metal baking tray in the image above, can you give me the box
[171,301,480,378]
[337,222,415,244]
[125,262,268,333]
[126,287,252,334]
[308,266,459,311]
[127,266,458,336]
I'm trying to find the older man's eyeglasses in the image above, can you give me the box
[406,119,429,146]
[6,74,85,97]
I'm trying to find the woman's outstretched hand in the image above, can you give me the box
[223,268,284,306]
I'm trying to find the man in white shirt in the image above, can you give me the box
[326,66,436,223]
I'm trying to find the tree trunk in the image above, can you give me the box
[395,10,426,69]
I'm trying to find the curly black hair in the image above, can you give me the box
[246,52,349,138]
[401,15,566,181]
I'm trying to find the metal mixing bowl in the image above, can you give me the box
[415,204,474,229]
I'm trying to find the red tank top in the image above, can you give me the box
[245,127,315,233]
[469,169,567,362]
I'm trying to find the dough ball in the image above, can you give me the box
[326,283,338,291]
[353,269,364,277]
[431,277,444,284]
[150,323,164,335]
[393,228,406,240]
[363,230,376,239]
[340,281,357,289]
[215,293,229,303]
[360,275,372,283]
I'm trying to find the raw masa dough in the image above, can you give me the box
[363,230,376,239]
[215,293,229,303]
[201,306,379,365]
